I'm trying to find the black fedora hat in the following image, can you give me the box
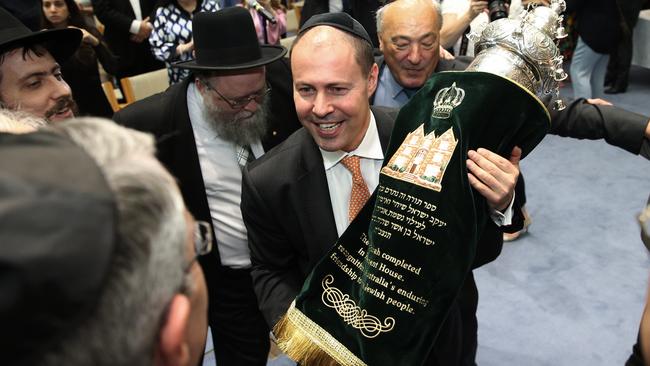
[174,7,286,71]
[0,7,81,63]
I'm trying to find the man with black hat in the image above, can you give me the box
[113,7,301,365]
[241,11,519,365]
[0,118,210,366]
[0,7,81,123]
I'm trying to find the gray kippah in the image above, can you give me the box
[0,131,117,364]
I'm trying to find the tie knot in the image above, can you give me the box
[340,155,363,181]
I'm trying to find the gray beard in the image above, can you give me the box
[202,94,270,146]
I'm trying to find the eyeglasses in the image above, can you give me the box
[184,220,213,273]
[638,205,650,252]
[200,78,271,109]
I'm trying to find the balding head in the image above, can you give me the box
[376,0,442,34]
[377,0,443,88]
[292,23,374,77]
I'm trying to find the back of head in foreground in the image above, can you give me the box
[0,117,207,366]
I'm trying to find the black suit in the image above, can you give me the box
[113,58,301,366]
[91,0,163,77]
[550,98,650,154]
[0,0,41,31]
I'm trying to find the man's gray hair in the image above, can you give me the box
[0,108,46,133]
[376,0,443,34]
[38,118,192,366]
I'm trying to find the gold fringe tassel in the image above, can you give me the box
[274,301,367,366]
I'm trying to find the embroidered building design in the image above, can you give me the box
[381,125,458,191]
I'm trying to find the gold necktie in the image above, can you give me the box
[340,155,371,222]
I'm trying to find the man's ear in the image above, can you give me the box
[194,77,205,93]
[154,294,191,366]
[367,62,379,96]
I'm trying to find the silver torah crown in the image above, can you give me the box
[465,0,567,110]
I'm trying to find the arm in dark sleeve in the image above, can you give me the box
[641,140,650,160]
[473,220,504,269]
[241,167,304,327]
[91,0,134,36]
[640,119,650,160]
[94,41,121,76]
[550,98,650,155]
[84,26,121,75]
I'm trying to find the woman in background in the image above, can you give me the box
[41,0,119,117]
[149,0,219,84]
[241,0,286,45]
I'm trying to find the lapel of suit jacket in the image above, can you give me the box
[371,105,397,154]
[292,131,339,255]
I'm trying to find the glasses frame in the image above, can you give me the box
[184,220,213,273]
[200,78,272,110]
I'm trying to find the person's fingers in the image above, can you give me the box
[508,146,522,170]
[467,148,518,210]
[586,98,613,106]
[474,148,517,175]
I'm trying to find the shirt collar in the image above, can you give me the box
[380,64,409,100]
[321,111,384,170]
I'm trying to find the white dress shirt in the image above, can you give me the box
[128,0,144,35]
[187,83,262,268]
[328,0,343,12]
[442,0,525,56]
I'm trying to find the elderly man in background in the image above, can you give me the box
[0,118,209,366]
[372,0,470,108]
[114,7,300,365]
[0,7,80,122]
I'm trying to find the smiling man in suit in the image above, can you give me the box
[241,12,520,365]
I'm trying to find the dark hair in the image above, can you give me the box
[40,0,101,67]
[0,45,47,86]
[291,27,374,77]
[40,0,87,30]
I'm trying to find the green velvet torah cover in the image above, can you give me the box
[275,71,550,366]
